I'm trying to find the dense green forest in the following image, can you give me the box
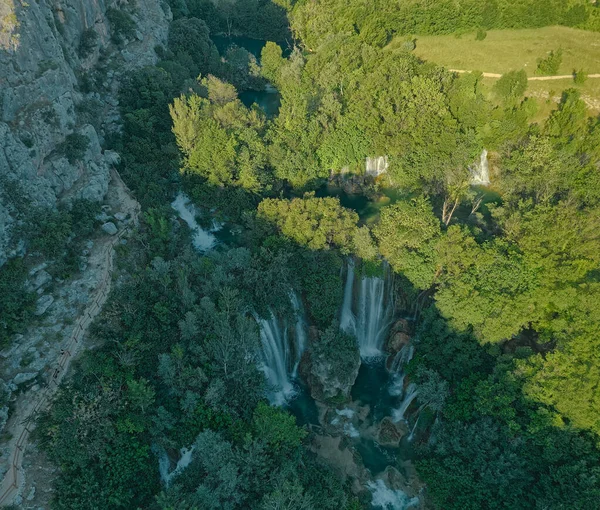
[25,0,600,508]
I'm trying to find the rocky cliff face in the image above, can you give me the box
[0,0,171,264]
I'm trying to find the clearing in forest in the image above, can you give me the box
[388,26,600,117]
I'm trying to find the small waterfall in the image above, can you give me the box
[469,149,490,186]
[388,345,414,397]
[367,479,420,510]
[340,260,394,359]
[256,294,308,405]
[171,192,221,252]
[365,156,389,177]
[290,292,307,377]
[392,383,418,423]
[340,259,357,334]
[157,445,195,486]
[407,414,420,442]
[257,312,295,405]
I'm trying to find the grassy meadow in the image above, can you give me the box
[388,26,600,118]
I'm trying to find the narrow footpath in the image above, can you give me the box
[0,169,140,506]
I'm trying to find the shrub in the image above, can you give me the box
[58,133,90,163]
[27,208,73,258]
[536,49,562,75]
[573,69,588,85]
[493,70,528,102]
[475,29,487,41]
[0,259,36,347]
[107,7,136,45]
[78,28,98,58]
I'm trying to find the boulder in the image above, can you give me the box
[34,294,54,315]
[101,222,118,235]
[13,372,38,386]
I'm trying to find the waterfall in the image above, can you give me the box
[257,312,295,405]
[340,260,394,359]
[367,479,420,510]
[365,156,389,177]
[469,149,490,186]
[256,294,308,405]
[290,292,307,377]
[340,260,357,334]
[389,345,414,397]
[171,192,221,252]
[392,383,418,423]
[157,445,195,486]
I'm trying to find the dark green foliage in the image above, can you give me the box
[58,133,90,163]
[107,7,136,45]
[26,208,73,258]
[168,18,220,77]
[475,28,487,40]
[0,259,36,347]
[78,28,98,58]
[493,70,528,102]
[535,48,563,75]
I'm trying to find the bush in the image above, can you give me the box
[78,28,98,58]
[107,7,136,45]
[27,208,73,258]
[475,28,487,40]
[536,49,562,75]
[58,133,89,163]
[573,69,588,85]
[0,259,36,347]
[493,70,528,102]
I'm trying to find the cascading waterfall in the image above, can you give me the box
[256,293,308,405]
[340,259,357,334]
[340,260,394,359]
[392,383,418,423]
[388,345,414,398]
[157,445,195,486]
[290,292,307,377]
[469,149,490,186]
[256,312,294,405]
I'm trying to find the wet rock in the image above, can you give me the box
[114,212,127,222]
[101,222,118,235]
[377,417,406,446]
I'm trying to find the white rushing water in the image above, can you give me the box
[157,445,195,486]
[257,312,295,405]
[470,149,490,186]
[290,292,307,377]
[368,479,420,510]
[256,294,308,405]
[171,192,221,252]
[340,260,394,358]
[392,383,418,423]
[365,156,389,177]
[389,345,415,398]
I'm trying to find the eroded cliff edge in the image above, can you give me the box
[0,0,171,264]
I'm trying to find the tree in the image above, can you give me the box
[374,197,441,289]
[257,195,360,253]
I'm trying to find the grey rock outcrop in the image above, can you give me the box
[0,0,171,265]
[101,221,118,235]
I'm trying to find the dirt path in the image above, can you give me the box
[449,69,600,80]
[0,168,140,506]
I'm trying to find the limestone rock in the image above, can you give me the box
[34,294,54,315]
[0,0,171,266]
[12,372,38,386]
[101,222,118,235]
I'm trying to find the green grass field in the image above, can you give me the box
[388,26,600,118]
